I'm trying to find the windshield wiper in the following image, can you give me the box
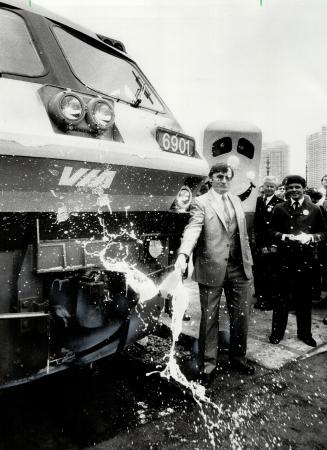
[132,70,153,108]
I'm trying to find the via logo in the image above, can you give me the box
[58,166,116,189]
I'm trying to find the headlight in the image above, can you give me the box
[48,91,85,127]
[171,186,192,212]
[86,98,115,132]
[61,95,84,121]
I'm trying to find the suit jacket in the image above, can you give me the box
[269,197,327,263]
[178,188,253,286]
[254,194,283,248]
[317,192,327,210]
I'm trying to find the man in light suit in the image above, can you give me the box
[175,163,255,385]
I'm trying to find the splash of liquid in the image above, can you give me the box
[147,278,224,448]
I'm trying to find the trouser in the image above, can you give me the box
[318,243,327,291]
[254,251,279,306]
[198,261,251,375]
[272,261,313,339]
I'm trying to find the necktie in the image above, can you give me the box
[293,200,299,210]
[222,194,231,228]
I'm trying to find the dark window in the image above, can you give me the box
[0,9,44,76]
[212,137,232,157]
[237,138,254,159]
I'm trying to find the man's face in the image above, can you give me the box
[263,181,277,197]
[210,170,232,194]
[276,186,285,198]
[322,177,327,190]
[286,183,304,200]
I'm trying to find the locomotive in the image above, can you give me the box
[0,0,209,387]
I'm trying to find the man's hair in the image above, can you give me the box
[305,187,323,203]
[208,163,234,179]
[284,174,306,188]
[321,175,327,183]
[263,175,278,185]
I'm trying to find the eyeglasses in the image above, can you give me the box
[212,174,232,181]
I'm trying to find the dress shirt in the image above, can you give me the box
[265,194,274,205]
[290,197,304,208]
[211,189,235,225]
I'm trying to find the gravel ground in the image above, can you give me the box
[0,334,326,450]
[92,350,327,450]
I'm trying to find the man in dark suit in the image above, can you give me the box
[175,163,255,385]
[268,175,327,347]
[253,175,283,310]
[317,175,327,325]
[318,174,327,209]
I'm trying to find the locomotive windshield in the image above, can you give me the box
[53,26,164,112]
[0,8,44,76]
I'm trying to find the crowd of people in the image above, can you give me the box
[254,174,327,331]
[254,173,327,348]
[175,163,327,387]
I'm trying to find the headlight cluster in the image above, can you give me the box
[48,91,115,132]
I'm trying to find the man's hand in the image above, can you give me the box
[175,253,188,274]
[282,234,296,241]
[293,232,313,245]
[283,233,313,244]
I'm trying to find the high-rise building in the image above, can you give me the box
[259,141,290,185]
[306,126,327,189]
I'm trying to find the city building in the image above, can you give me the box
[259,141,290,185]
[306,126,327,189]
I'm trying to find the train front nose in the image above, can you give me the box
[202,120,262,213]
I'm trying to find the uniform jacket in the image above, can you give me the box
[178,188,253,286]
[254,194,283,248]
[269,197,327,263]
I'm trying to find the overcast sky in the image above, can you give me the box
[34,0,327,176]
